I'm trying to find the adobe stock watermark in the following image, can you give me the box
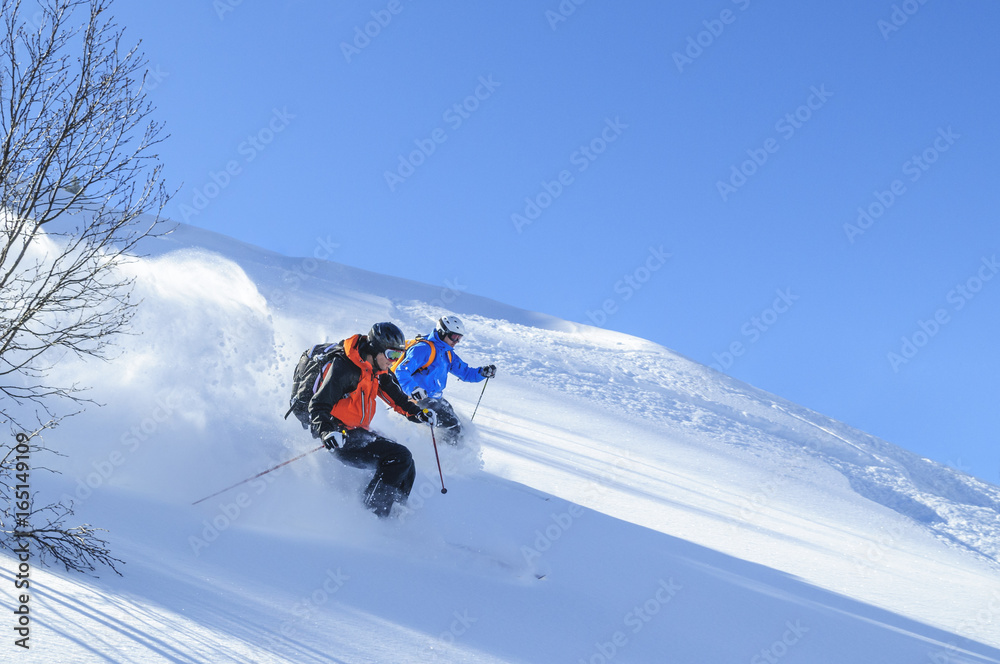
[926,645,969,664]
[431,609,479,660]
[213,0,243,20]
[953,590,1000,645]
[728,414,840,534]
[711,288,800,372]
[749,620,809,664]
[844,126,960,243]
[141,65,169,92]
[10,432,32,650]
[878,0,932,40]
[944,456,974,476]
[545,0,589,31]
[673,0,753,73]
[520,504,585,566]
[270,236,341,308]
[61,389,183,509]
[397,446,479,523]
[179,107,295,222]
[717,85,833,202]
[431,278,468,310]
[275,567,350,640]
[188,461,289,556]
[341,0,409,63]
[397,475,450,523]
[577,453,634,506]
[585,245,672,327]
[384,76,501,192]
[577,578,682,664]
[852,522,905,577]
[887,255,998,373]
[511,117,628,233]
[737,473,792,523]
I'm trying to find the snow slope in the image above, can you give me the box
[2,221,999,663]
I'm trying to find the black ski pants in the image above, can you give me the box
[335,429,415,517]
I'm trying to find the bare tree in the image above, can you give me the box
[1,0,171,574]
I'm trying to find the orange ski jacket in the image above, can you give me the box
[308,334,419,439]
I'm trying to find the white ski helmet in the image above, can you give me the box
[436,315,466,338]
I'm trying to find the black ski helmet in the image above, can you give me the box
[367,322,406,354]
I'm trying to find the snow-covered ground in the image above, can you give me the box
[2,222,999,663]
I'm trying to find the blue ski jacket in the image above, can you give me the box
[393,330,484,399]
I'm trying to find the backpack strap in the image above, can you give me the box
[391,337,437,374]
[417,341,437,373]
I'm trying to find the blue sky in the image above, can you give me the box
[112,0,998,484]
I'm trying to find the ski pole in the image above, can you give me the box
[191,445,325,506]
[470,377,489,422]
[429,424,447,494]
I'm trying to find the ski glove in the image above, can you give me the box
[411,387,428,401]
[410,408,436,425]
[322,428,346,450]
[479,365,496,378]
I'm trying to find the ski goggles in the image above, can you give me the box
[446,333,463,344]
[383,348,404,361]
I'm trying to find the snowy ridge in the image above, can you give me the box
[1,221,998,663]
[395,300,1000,565]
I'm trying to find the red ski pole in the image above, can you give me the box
[429,424,447,494]
[192,445,325,506]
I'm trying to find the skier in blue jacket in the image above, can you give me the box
[392,316,496,444]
